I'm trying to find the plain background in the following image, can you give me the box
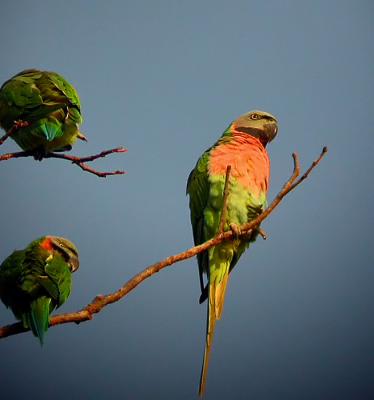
[0,1,373,399]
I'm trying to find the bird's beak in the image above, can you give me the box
[266,122,278,142]
[70,257,80,272]
[77,132,88,142]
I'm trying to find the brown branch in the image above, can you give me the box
[257,228,267,240]
[0,120,29,146]
[218,165,231,233]
[0,147,328,339]
[0,147,127,177]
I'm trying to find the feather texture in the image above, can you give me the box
[0,69,84,156]
[0,236,79,344]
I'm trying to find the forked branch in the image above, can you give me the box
[0,147,328,339]
[0,147,127,177]
[0,121,126,177]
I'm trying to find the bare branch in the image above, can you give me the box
[0,121,29,146]
[0,147,127,177]
[257,228,267,240]
[0,147,328,339]
[218,165,231,233]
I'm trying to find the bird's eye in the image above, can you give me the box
[250,113,260,120]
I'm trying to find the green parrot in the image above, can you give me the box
[186,110,278,395]
[0,236,80,344]
[0,69,86,160]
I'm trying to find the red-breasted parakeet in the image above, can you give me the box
[0,236,79,344]
[186,110,278,395]
[0,69,86,159]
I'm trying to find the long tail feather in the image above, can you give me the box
[29,297,51,345]
[199,273,230,396]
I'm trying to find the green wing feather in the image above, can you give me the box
[27,297,51,345]
[186,150,211,294]
[42,257,72,306]
[0,251,28,321]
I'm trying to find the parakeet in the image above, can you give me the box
[0,236,79,344]
[186,110,278,395]
[0,69,86,159]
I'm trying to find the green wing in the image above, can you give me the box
[0,70,43,129]
[186,149,211,294]
[47,72,80,109]
[0,69,82,140]
[17,241,72,308]
[0,250,27,318]
[42,256,72,307]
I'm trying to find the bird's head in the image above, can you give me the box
[40,236,80,272]
[232,110,278,146]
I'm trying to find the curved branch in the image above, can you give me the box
[0,147,328,339]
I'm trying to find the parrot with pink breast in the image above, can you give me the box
[186,110,278,395]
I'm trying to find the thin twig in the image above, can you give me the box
[288,147,328,192]
[257,228,267,240]
[0,147,127,177]
[45,147,127,177]
[218,165,232,233]
[0,147,328,339]
[0,121,29,146]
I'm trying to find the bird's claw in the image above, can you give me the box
[32,147,47,161]
[230,223,242,239]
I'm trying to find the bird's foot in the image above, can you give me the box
[230,223,242,239]
[32,147,47,161]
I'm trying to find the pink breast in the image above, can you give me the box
[209,133,270,198]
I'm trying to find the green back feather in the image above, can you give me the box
[186,149,211,290]
[0,69,83,152]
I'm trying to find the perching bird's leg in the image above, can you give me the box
[32,147,47,161]
[0,120,29,146]
[230,223,261,241]
[229,223,242,239]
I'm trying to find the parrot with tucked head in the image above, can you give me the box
[0,69,86,160]
[0,236,80,344]
[186,110,278,395]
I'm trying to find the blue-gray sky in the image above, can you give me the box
[1,1,373,399]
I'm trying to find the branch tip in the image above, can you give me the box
[218,165,232,233]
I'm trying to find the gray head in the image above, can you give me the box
[232,110,278,146]
[48,236,80,272]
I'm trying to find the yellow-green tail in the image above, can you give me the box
[199,273,230,396]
